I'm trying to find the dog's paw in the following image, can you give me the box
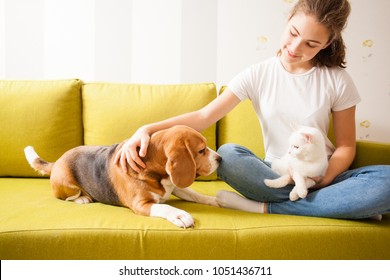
[167,210,194,228]
[150,204,195,228]
[72,196,92,204]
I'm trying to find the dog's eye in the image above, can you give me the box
[198,148,206,155]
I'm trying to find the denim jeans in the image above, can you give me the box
[217,143,390,219]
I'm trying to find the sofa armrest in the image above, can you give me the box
[351,140,390,169]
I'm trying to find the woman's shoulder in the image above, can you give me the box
[243,56,280,77]
[315,66,356,87]
[251,56,278,69]
[317,65,353,78]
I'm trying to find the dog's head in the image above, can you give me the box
[150,125,221,188]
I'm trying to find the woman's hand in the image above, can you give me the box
[309,172,336,190]
[113,128,150,173]
[309,176,328,190]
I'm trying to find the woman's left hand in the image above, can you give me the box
[309,176,329,190]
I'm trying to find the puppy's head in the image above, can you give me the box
[155,125,221,188]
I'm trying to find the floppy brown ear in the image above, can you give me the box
[165,143,196,188]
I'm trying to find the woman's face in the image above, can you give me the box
[280,12,331,73]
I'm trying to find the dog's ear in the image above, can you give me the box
[165,141,196,188]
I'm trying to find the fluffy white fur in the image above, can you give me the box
[264,125,328,201]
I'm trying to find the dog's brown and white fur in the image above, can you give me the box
[24,125,221,228]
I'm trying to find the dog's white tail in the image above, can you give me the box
[24,146,53,175]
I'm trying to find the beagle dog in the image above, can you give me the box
[24,125,221,228]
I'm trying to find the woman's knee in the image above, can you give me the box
[355,165,390,184]
[217,143,254,159]
[216,143,291,202]
[372,165,390,189]
[217,144,250,177]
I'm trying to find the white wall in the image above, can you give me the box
[343,0,390,142]
[44,0,95,80]
[0,0,389,142]
[95,0,132,82]
[3,0,44,78]
[0,0,5,78]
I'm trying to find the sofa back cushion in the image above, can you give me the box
[82,82,218,180]
[0,80,83,177]
[217,87,265,158]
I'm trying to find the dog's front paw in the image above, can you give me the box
[167,210,194,228]
[150,204,195,228]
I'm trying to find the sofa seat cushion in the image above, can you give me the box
[82,82,218,180]
[0,80,83,177]
[1,178,389,260]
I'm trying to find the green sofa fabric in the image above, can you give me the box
[0,80,389,260]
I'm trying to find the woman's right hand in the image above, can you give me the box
[113,127,151,173]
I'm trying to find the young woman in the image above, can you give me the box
[115,0,390,220]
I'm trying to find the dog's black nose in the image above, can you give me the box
[216,154,222,163]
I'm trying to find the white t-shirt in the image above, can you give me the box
[227,56,361,162]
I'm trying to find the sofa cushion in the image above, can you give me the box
[217,87,264,158]
[352,140,390,168]
[1,178,389,260]
[0,80,83,177]
[82,82,218,180]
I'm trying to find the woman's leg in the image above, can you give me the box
[217,143,390,219]
[216,143,291,213]
[269,165,390,219]
[216,143,292,202]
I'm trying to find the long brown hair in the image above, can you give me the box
[285,0,351,68]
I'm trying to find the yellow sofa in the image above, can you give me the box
[1,79,389,260]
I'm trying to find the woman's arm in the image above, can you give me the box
[314,106,357,188]
[114,89,241,172]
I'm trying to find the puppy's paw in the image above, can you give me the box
[167,210,194,228]
[150,204,195,228]
[73,196,92,204]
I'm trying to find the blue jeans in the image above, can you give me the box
[217,143,390,219]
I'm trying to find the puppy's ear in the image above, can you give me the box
[165,142,196,188]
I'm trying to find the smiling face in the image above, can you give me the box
[280,12,331,73]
